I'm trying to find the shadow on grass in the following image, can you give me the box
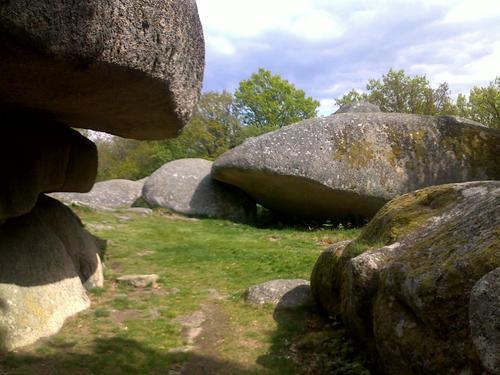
[256,300,374,374]
[0,337,255,375]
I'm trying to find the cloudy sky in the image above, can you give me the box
[196,0,500,115]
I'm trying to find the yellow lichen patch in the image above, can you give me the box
[408,130,428,162]
[334,140,375,168]
[440,127,500,177]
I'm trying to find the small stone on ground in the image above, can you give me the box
[116,274,159,288]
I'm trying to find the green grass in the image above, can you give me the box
[0,209,370,375]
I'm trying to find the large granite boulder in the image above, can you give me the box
[0,120,97,221]
[51,179,144,210]
[311,181,500,374]
[212,113,500,221]
[0,0,205,352]
[0,195,103,351]
[143,158,255,221]
[0,0,205,139]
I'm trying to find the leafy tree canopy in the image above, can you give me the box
[96,91,242,181]
[335,69,456,115]
[466,77,500,129]
[234,68,320,128]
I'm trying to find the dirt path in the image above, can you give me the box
[178,302,233,374]
[168,289,250,375]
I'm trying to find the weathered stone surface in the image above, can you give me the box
[469,267,500,374]
[35,195,104,289]
[143,158,255,221]
[311,181,500,374]
[334,101,381,114]
[246,279,312,309]
[0,195,103,351]
[213,113,500,220]
[52,179,143,210]
[117,274,159,288]
[0,0,205,139]
[0,119,97,221]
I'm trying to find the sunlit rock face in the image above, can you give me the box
[311,181,500,374]
[0,196,103,351]
[0,0,205,139]
[212,113,500,221]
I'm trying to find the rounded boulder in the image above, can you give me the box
[142,158,255,221]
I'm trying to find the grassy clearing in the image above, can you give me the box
[0,209,370,374]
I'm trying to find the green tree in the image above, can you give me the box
[95,91,243,181]
[336,69,456,115]
[180,91,242,157]
[467,77,500,128]
[234,68,320,128]
[334,89,366,107]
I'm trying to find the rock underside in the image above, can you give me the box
[0,0,205,139]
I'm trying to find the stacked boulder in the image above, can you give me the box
[311,181,500,374]
[0,0,204,350]
[143,158,255,222]
[212,108,500,221]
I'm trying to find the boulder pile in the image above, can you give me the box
[0,0,204,350]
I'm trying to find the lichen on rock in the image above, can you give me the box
[310,181,500,374]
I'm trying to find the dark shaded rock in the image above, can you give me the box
[213,113,500,221]
[51,179,143,210]
[0,0,205,139]
[143,158,255,221]
[0,118,97,221]
[334,101,381,114]
[0,195,103,351]
[311,181,500,374]
[469,267,500,374]
[246,279,312,309]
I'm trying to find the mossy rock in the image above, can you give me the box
[213,113,500,221]
[310,181,500,374]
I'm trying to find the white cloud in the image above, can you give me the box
[290,9,344,41]
[197,0,344,42]
[205,35,236,55]
[198,0,500,110]
[319,99,338,116]
[443,0,500,23]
